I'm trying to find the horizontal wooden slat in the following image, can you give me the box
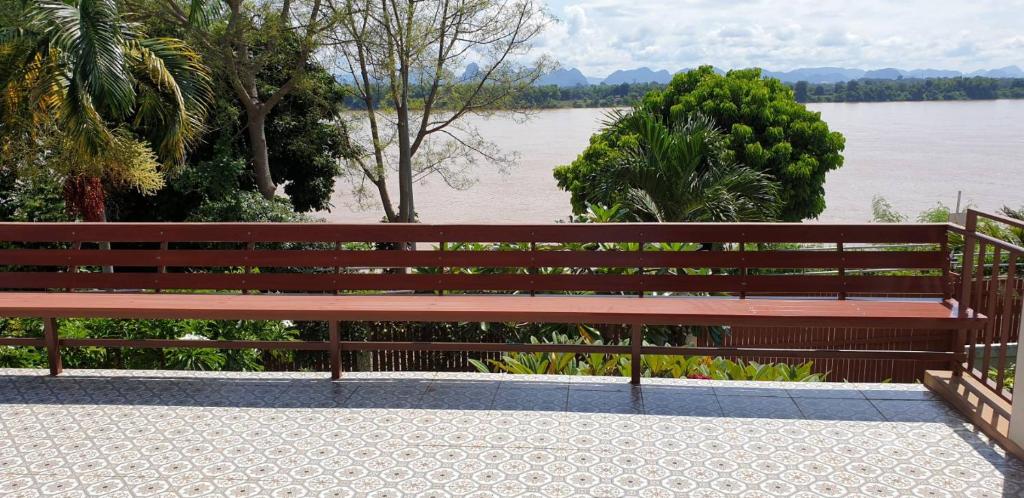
[59,338,329,350]
[0,337,45,347]
[0,272,946,294]
[0,248,947,270]
[640,346,956,361]
[22,336,957,361]
[0,222,949,243]
[970,208,1024,231]
[0,292,978,329]
[341,342,632,354]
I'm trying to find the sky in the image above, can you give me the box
[535,0,1024,77]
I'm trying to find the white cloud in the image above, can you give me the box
[718,26,753,39]
[537,0,1023,76]
[816,29,855,48]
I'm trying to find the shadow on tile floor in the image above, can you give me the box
[0,371,982,425]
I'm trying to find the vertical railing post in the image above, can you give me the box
[44,317,61,376]
[738,241,747,299]
[329,321,341,380]
[954,211,978,376]
[637,234,644,298]
[1006,297,1024,447]
[837,242,847,300]
[439,240,447,297]
[630,323,642,385]
[242,240,255,295]
[66,241,81,293]
[996,254,1019,392]
[528,241,536,297]
[941,237,952,301]
[155,240,168,293]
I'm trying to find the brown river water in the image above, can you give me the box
[323,100,1024,223]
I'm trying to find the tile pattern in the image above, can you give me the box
[0,368,1022,497]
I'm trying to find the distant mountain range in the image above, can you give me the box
[760,65,1024,83]
[529,64,1024,87]
[603,67,673,85]
[342,63,1024,88]
[535,68,589,87]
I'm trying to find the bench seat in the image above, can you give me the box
[0,292,979,329]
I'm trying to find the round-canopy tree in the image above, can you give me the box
[555,66,845,221]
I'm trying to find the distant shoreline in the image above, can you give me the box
[506,97,1024,111]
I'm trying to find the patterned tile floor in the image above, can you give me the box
[1,368,1022,497]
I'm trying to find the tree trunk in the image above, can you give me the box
[247,111,277,200]
[372,177,398,222]
[396,103,414,223]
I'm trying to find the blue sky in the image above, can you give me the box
[536,0,1024,77]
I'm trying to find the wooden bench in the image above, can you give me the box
[0,222,983,384]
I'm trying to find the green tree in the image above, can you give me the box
[600,108,778,222]
[335,0,553,222]
[555,66,845,221]
[104,30,355,219]
[794,80,809,103]
[152,0,341,202]
[0,0,210,221]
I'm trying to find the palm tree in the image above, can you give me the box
[608,108,779,223]
[0,0,211,221]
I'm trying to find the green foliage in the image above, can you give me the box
[103,54,350,221]
[472,336,826,382]
[354,77,1024,110]
[872,197,1023,251]
[796,77,1024,103]
[610,109,779,222]
[188,192,314,223]
[556,66,845,221]
[358,81,668,110]
[0,318,44,368]
[267,69,353,213]
[991,363,1015,392]
[1000,207,1024,244]
[0,0,211,191]
[871,196,908,223]
[0,168,70,221]
[0,346,42,368]
[0,316,294,371]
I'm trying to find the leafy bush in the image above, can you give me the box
[0,317,295,371]
[470,333,826,382]
[990,363,1015,393]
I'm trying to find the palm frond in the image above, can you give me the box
[28,0,136,116]
[610,108,780,222]
[624,188,665,222]
[58,79,115,158]
[186,0,224,28]
[126,37,211,166]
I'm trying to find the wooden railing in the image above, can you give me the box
[950,209,1024,401]
[0,222,949,295]
[0,221,963,381]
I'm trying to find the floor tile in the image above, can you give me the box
[713,386,790,398]
[786,387,865,399]
[567,388,643,414]
[643,393,722,417]
[718,396,802,419]
[870,399,967,424]
[794,397,886,421]
[0,368,1018,497]
[861,388,936,401]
